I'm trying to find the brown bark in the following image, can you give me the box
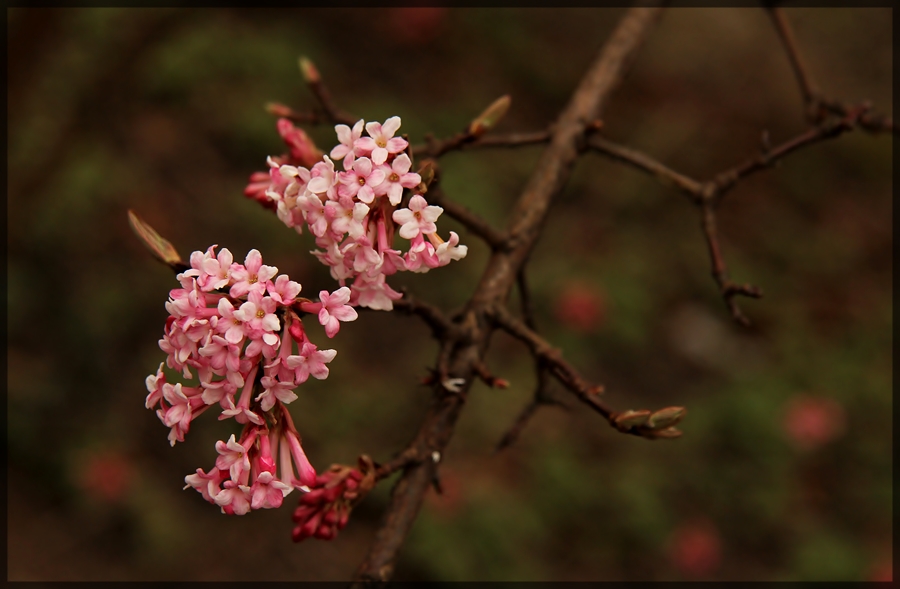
[351,7,665,583]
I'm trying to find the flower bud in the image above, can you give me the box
[415,160,436,194]
[651,426,683,439]
[614,409,652,429]
[468,95,511,137]
[265,102,293,118]
[128,210,184,269]
[298,56,320,84]
[648,406,686,430]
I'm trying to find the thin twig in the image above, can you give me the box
[411,130,551,158]
[493,268,557,452]
[300,59,357,126]
[490,304,615,421]
[265,103,331,126]
[391,292,454,338]
[767,7,895,135]
[374,447,422,481]
[352,8,666,584]
[699,201,763,326]
[709,106,868,204]
[427,186,508,250]
[495,398,540,453]
[585,135,704,202]
[767,6,823,121]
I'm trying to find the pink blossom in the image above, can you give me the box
[157,383,201,446]
[338,156,385,203]
[199,377,238,408]
[403,234,436,273]
[307,156,338,197]
[257,375,299,412]
[283,429,317,488]
[229,249,278,298]
[215,434,251,481]
[145,362,166,409]
[343,240,383,276]
[376,153,420,205]
[357,116,408,165]
[198,334,243,376]
[234,291,281,345]
[181,245,234,292]
[299,193,330,238]
[316,287,358,338]
[393,194,443,240]
[184,467,225,503]
[216,298,248,345]
[350,272,403,311]
[286,342,337,383]
[330,119,364,162]
[326,197,370,241]
[220,365,264,425]
[434,231,468,265]
[215,480,252,515]
[251,471,293,510]
[267,274,302,305]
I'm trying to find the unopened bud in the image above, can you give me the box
[614,409,652,429]
[415,160,436,194]
[468,94,511,137]
[266,102,293,117]
[127,210,183,268]
[650,426,683,439]
[298,56,320,84]
[648,406,686,430]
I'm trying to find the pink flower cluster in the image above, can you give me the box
[145,246,358,515]
[291,460,374,542]
[244,119,323,210]
[246,116,468,310]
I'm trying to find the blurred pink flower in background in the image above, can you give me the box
[77,451,134,503]
[667,517,722,579]
[386,8,448,45]
[782,395,846,451]
[553,281,607,333]
[867,554,893,582]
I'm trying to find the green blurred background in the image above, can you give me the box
[7,7,892,581]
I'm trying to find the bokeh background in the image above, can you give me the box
[7,7,892,582]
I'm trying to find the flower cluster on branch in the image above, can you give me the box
[145,246,357,514]
[245,116,467,311]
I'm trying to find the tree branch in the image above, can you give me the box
[767,7,895,134]
[585,135,704,202]
[298,57,357,126]
[351,7,665,583]
[489,304,612,420]
[391,292,454,339]
[490,304,686,441]
[426,186,508,250]
[494,268,558,452]
[767,6,822,122]
[411,129,551,158]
